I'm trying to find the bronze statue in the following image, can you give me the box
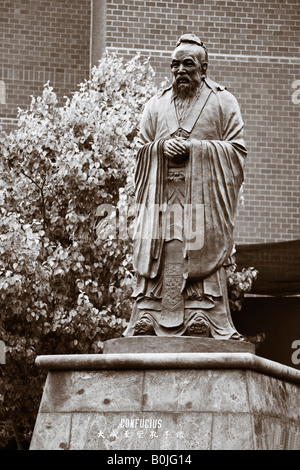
[123,34,247,339]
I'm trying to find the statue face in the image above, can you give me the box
[171,44,205,98]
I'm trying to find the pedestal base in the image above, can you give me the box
[103,336,256,354]
[30,341,300,450]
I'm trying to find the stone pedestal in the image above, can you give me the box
[30,338,300,450]
[103,336,256,354]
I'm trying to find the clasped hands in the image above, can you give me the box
[163,137,191,160]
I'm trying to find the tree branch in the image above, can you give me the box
[11,417,24,450]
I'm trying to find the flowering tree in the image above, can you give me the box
[0,52,158,448]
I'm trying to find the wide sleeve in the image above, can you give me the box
[218,89,247,179]
[185,90,247,279]
[133,95,167,278]
[137,95,158,145]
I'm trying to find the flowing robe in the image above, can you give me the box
[124,77,247,338]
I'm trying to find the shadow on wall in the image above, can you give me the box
[232,297,300,370]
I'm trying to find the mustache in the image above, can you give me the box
[175,75,190,84]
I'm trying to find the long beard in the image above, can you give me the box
[173,79,204,126]
[172,78,200,99]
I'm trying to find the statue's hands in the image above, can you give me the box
[163,137,190,159]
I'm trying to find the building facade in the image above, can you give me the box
[0,0,91,130]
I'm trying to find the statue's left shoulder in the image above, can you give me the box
[205,77,240,112]
[205,77,227,93]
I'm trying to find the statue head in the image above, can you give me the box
[171,34,208,99]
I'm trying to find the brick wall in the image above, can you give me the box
[0,0,91,132]
[106,0,300,245]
